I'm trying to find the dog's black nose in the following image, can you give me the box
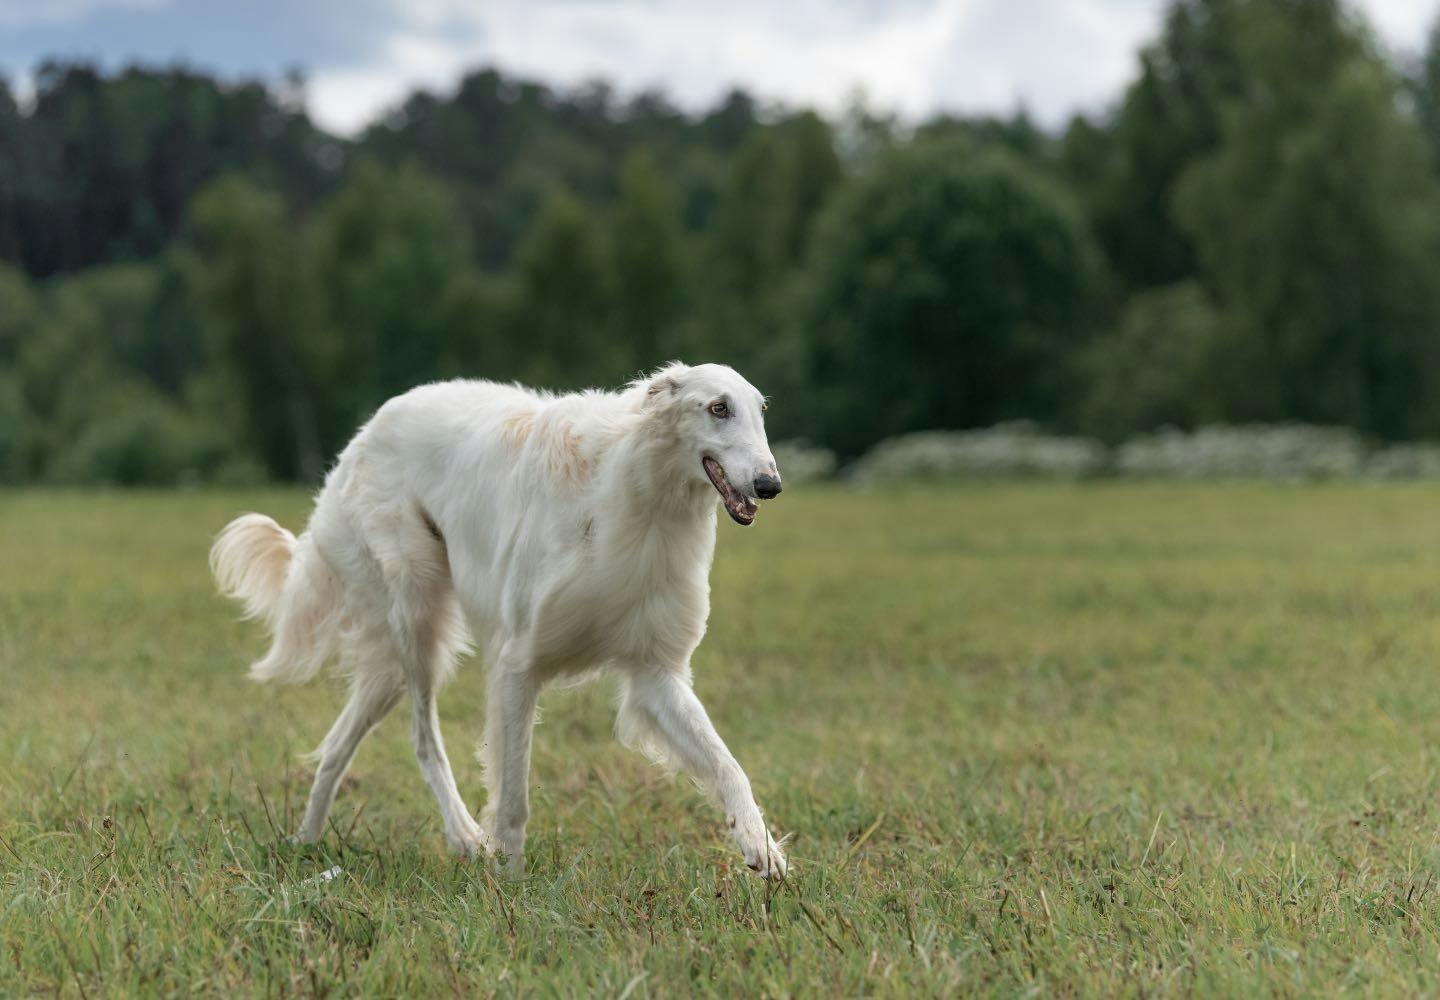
[754,474,782,500]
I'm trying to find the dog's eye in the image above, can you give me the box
[708,401,729,419]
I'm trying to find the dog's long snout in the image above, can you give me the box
[754,473,782,500]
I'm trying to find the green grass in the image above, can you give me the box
[8,484,1440,995]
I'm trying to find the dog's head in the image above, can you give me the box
[640,362,781,526]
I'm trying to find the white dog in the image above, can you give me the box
[210,362,787,877]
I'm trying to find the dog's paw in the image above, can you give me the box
[495,849,526,878]
[446,817,495,859]
[487,824,527,877]
[728,808,788,880]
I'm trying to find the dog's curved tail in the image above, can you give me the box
[210,513,342,684]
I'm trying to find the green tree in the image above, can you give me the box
[0,263,34,363]
[190,177,331,480]
[1077,282,1229,439]
[10,264,229,485]
[0,264,35,480]
[1413,15,1440,171]
[1080,0,1244,290]
[512,190,615,387]
[709,113,842,306]
[609,152,690,371]
[313,160,482,422]
[0,80,20,263]
[1176,0,1440,437]
[15,265,157,478]
[3,63,340,278]
[697,113,843,404]
[800,141,1105,455]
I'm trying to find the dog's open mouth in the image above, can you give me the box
[703,457,759,526]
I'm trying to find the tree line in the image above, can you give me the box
[5,0,1440,484]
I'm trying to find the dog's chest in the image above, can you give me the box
[534,524,713,669]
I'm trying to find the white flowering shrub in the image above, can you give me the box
[1115,424,1365,479]
[848,422,1109,481]
[849,423,1440,482]
[1363,443,1440,479]
[772,440,838,482]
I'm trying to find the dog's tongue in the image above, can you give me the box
[703,457,758,526]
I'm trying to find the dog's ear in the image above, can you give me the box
[646,375,680,400]
[639,363,688,413]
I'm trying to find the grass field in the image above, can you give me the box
[8,484,1440,995]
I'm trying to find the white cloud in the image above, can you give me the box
[305,0,1158,133]
[309,34,475,134]
[1359,0,1436,56]
[300,0,1440,135]
[479,0,967,115]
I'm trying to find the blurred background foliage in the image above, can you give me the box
[8,0,1440,483]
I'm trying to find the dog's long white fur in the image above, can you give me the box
[210,362,787,877]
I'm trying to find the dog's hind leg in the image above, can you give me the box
[400,595,488,856]
[407,654,491,857]
[295,667,403,843]
[353,501,488,857]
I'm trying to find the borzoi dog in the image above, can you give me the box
[210,362,787,877]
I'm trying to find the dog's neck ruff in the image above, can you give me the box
[599,416,716,534]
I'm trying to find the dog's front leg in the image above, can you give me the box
[479,658,539,876]
[618,670,786,879]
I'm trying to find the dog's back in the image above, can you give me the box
[213,377,641,682]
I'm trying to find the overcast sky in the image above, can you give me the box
[1,0,1436,135]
